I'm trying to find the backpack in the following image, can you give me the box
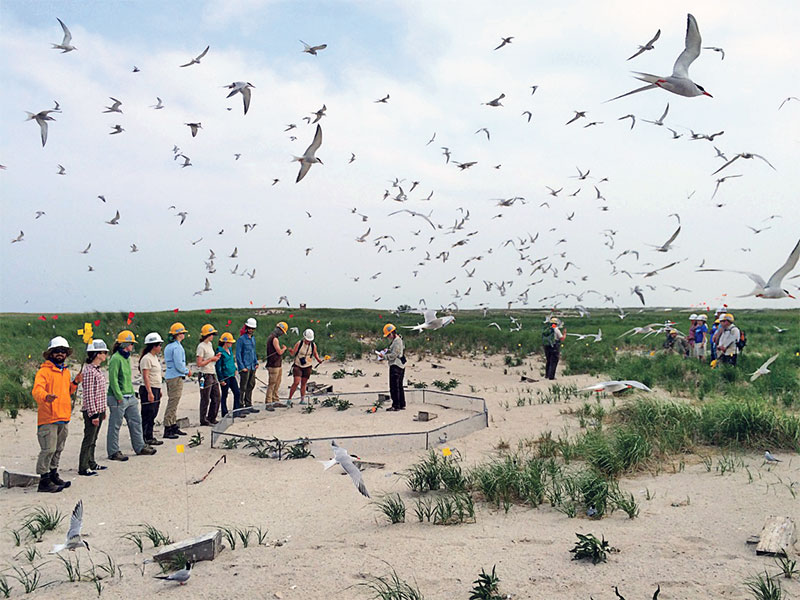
[736,328,747,350]
[542,323,558,347]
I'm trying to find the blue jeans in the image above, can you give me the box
[220,376,241,416]
[107,394,145,456]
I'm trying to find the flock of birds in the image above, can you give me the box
[7,13,799,315]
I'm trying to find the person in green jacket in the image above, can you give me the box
[106,331,156,461]
[215,332,241,417]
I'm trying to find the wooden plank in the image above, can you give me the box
[2,470,40,488]
[154,530,223,563]
[756,516,796,556]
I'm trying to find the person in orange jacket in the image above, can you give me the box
[32,336,81,493]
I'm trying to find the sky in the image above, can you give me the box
[1,0,799,314]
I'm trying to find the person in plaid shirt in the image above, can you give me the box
[79,340,110,476]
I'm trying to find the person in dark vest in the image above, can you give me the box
[264,321,288,410]
[381,323,406,411]
[542,316,566,380]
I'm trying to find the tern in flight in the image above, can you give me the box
[750,354,779,382]
[50,500,89,553]
[52,18,76,52]
[224,82,254,115]
[697,238,799,299]
[294,124,323,183]
[321,441,370,498]
[179,45,209,67]
[25,110,57,147]
[300,40,327,55]
[627,29,660,60]
[608,14,712,101]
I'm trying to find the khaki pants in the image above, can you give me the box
[36,422,69,474]
[164,377,184,427]
[266,367,282,403]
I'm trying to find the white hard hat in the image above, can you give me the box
[698,314,708,322]
[715,306,726,314]
[144,332,164,345]
[303,328,315,341]
[47,336,70,350]
[689,314,697,320]
[245,318,257,329]
[87,339,108,352]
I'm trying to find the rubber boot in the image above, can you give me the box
[38,473,63,493]
[163,425,179,440]
[50,470,71,488]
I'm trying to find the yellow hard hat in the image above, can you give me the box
[219,332,235,343]
[200,324,218,337]
[169,322,188,335]
[721,313,734,322]
[116,330,136,344]
[383,323,396,337]
[276,321,288,333]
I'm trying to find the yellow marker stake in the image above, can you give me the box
[176,444,185,454]
[442,447,452,457]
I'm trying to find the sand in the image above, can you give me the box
[0,353,797,599]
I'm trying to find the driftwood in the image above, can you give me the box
[755,516,796,556]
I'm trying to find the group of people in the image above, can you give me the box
[31,317,336,494]
[664,307,744,366]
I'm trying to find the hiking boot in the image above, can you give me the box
[175,428,188,436]
[264,404,275,412]
[163,426,179,440]
[50,470,71,488]
[146,438,164,446]
[109,451,129,461]
[248,407,260,413]
[136,446,157,456]
[208,418,219,425]
[38,473,63,493]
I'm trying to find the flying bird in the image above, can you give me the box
[494,36,513,50]
[103,97,123,113]
[224,82,254,115]
[565,111,586,125]
[608,14,712,101]
[703,46,725,60]
[49,500,89,553]
[105,210,120,225]
[627,29,660,60]
[109,124,124,135]
[581,380,652,394]
[56,164,66,175]
[402,310,455,332]
[482,93,505,107]
[643,103,669,126]
[320,440,370,498]
[778,97,799,110]
[375,94,390,103]
[151,97,164,109]
[294,124,323,183]
[51,18,76,53]
[697,238,799,299]
[10,231,24,243]
[300,40,327,55]
[179,45,209,67]
[185,122,202,137]
[80,243,91,254]
[711,152,776,176]
[25,110,57,147]
[750,354,779,382]
[177,211,188,225]
[648,226,681,252]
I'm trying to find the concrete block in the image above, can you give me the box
[3,470,40,488]
[154,530,223,564]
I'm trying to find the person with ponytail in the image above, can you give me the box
[78,339,109,476]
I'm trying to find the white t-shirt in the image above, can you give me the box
[196,341,217,374]
[139,353,163,387]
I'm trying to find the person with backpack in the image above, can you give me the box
[709,317,720,361]
[713,313,741,366]
[287,329,323,406]
[542,316,566,380]
[264,321,288,410]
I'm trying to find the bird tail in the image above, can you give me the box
[319,458,337,470]
[631,71,661,84]
[49,544,66,554]
[154,575,170,580]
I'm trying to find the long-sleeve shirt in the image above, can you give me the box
[235,333,257,370]
[164,340,189,379]
[107,352,133,401]
[215,346,237,380]
[385,336,405,369]
[716,325,741,356]
[81,363,107,416]
[32,361,77,426]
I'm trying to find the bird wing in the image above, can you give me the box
[39,119,49,147]
[711,155,740,176]
[621,380,652,392]
[67,500,83,541]
[422,309,437,324]
[767,238,800,288]
[751,153,777,170]
[241,86,251,115]
[672,14,702,78]
[658,102,669,122]
[662,225,681,248]
[307,124,323,154]
[296,161,312,183]
[646,28,662,46]
[696,268,767,289]
[196,45,210,60]
[761,354,779,370]
[340,458,370,498]
[57,18,72,45]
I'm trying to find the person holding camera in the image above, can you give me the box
[381,323,406,411]
[287,329,322,406]
[196,324,222,425]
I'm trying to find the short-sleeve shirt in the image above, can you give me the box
[140,353,163,387]
[197,341,217,374]
[694,324,708,344]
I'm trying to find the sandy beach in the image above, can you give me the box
[1,353,797,599]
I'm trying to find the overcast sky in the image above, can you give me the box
[1,0,798,314]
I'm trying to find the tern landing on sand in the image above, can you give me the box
[321,440,370,498]
[50,500,89,553]
[750,354,779,382]
[294,124,322,183]
[155,562,192,585]
[697,238,799,299]
[403,310,455,332]
[224,82,254,115]
[609,14,712,101]
[581,380,652,394]
[52,18,76,53]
